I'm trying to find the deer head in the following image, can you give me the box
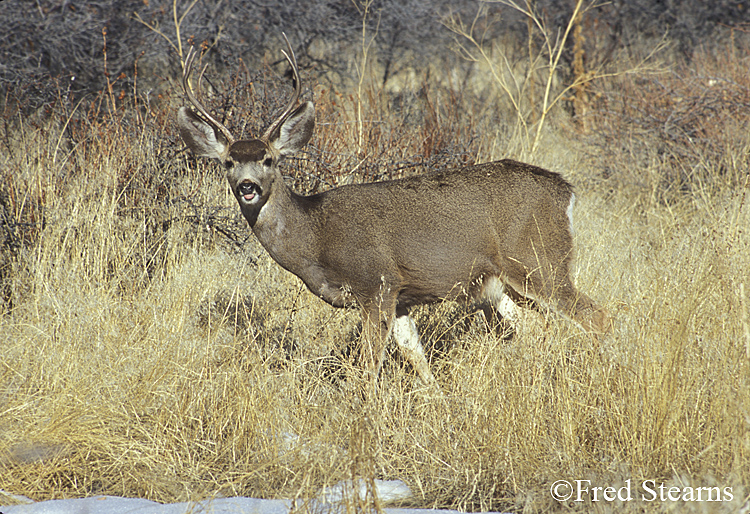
[177,35,315,227]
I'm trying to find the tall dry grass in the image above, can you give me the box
[1,32,750,514]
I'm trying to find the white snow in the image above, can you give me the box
[318,479,414,504]
[1,496,292,514]
[0,489,506,514]
[1,437,509,514]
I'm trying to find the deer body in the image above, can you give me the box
[177,39,609,386]
[247,161,572,309]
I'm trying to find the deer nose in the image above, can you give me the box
[238,182,260,201]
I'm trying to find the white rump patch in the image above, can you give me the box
[566,192,576,235]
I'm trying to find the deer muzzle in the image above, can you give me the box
[238,181,260,202]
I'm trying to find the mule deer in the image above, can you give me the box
[177,37,610,386]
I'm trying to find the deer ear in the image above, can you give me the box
[177,106,229,161]
[270,102,315,156]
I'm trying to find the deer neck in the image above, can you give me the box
[246,179,316,273]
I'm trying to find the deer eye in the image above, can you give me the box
[263,157,273,167]
[225,159,235,169]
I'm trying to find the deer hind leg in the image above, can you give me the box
[551,279,611,336]
[523,267,611,337]
[392,305,435,386]
[477,276,523,336]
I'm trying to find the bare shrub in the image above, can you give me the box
[584,40,750,194]
[3,0,747,111]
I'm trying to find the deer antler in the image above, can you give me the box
[261,33,302,143]
[182,47,235,146]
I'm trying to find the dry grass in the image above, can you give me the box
[1,36,750,514]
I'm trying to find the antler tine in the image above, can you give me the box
[261,33,303,142]
[182,46,235,145]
